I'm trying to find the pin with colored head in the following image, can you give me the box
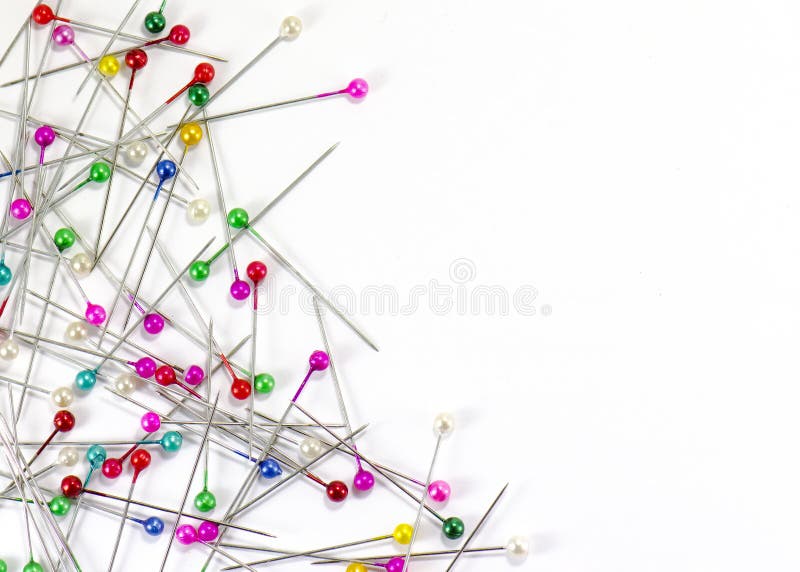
[50,386,74,408]
[31,410,76,464]
[166,62,215,104]
[254,372,275,395]
[187,198,211,223]
[34,125,56,164]
[130,356,157,378]
[125,48,148,89]
[184,365,205,386]
[0,261,11,286]
[144,1,167,34]
[153,159,177,200]
[155,365,202,399]
[74,368,97,391]
[85,444,106,485]
[57,446,80,467]
[61,475,82,499]
[428,479,451,503]
[0,337,19,360]
[51,24,91,62]
[84,301,106,325]
[10,198,32,220]
[290,350,330,403]
[130,448,152,482]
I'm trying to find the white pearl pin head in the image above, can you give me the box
[280,16,303,40]
[433,412,455,437]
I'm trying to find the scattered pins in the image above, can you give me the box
[155,364,202,399]
[107,448,151,570]
[30,410,75,465]
[175,522,252,568]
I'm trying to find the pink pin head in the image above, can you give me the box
[346,78,369,99]
[385,557,405,572]
[101,457,123,479]
[168,25,191,45]
[85,302,106,325]
[197,521,219,542]
[143,313,165,334]
[10,198,32,220]
[155,365,177,387]
[140,412,161,432]
[193,62,215,84]
[308,350,330,372]
[428,480,451,502]
[184,365,205,386]
[35,125,56,148]
[135,357,157,378]
[52,24,74,46]
[229,279,251,301]
[176,524,198,545]
[353,469,376,492]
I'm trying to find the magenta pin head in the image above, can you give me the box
[52,24,74,46]
[143,313,165,334]
[135,357,157,378]
[346,78,369,99]
[308,350,329,372]
[175,524,198,545]
[197,521,219,542]
[10,198,32,220]
[35,125,56,148]
[184,365,205,386]
[428,480,451,502]
[353,469,376,492]
[85,302,106,325]
[385,557,405,572]
[140,411,161,432]
[229,279,251,301]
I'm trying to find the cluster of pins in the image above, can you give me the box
[0,1,530,571]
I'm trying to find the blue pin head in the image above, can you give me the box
[143,516,165,536]
[86,444,107,469]
[156,159,177,181]
[259,458,282,479]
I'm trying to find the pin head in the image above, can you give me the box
[280,16,303,40]
[50,386,74,408]
[52,24,74,46]
[433,413,454,437]
[180,123,203,147]
[392,523,413,545]
[74,368,97,391]
[168,24,191,45]
[61,475,82,498]
[226,207,249,229]
[49,495,71,516]
[131,448,152,474]
[230,279,250,301]
[246,261,267,284]
[184,365,205,385]
[70,252,92,277]
[115,373,137,394]
[187,84,210,106]
[32,4,56,25]
[187,198,211,223]
[254,372,275,394]
[144,11,167,34]
[230,378,252,400]
[135,357,157,378]
[346,564,367,572]
[259,458,282,478]
[442,516,465,539]
[0,338,19,360]
[194,63,215,84]
[125,49,148,71]
[125,141,148,165]
[299,437,323,461]
[325,480,348,502]
[98,55,120,77]
[309,350,330,372]
[89,161,111,183]
[54,410,76,432]
[346,78,369,99]
[506,535,530,558]
[144,516,165,536]
[53,227,75,252]
[175,524,198,545]
[102,458,123,479]
[353,469,375,492]
[0,262,12,286]
[156,159,177,181]
[22,561,43,572]
[10,198,32,220]
[85,302,106,325]
[385,557,405,572]
[141,412,161,432]
[34,125,56,148]
[143,313,165,334]
[428,480,451,502]
[86,444,107,469]
[155,365,177,386]
[58,447,79,467]
[189,260,210,281]
[160,431,183,452]
[194,490,216,512]
[197,521,219,542]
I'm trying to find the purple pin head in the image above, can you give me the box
[197,521,219,542]
[143,313,165,335]
[229,279,251,301]
[353,469,375,492]
[140,411,161,432]
[10,198,32,220]
[52,24,75,46]
[135,357,157,378]
[184,365,205,386]
[308,350,329,372]
[34,125,56,148]
[84,302,106,326]
[175,524,197,545]
[346,78,369,99]
[385,558,405,572]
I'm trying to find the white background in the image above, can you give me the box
[0,0,799,570]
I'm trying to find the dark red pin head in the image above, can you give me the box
[168,25,190,45]
[326,480,349,502]
[246,261,267,284]
[125,49,148,71]
[54,410,75,432]
[61,475,83,498]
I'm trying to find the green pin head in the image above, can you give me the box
[227,208,249,229]
[188,84,210,107]
[89,161,111,183]
[53,228,76,252]
[254,373,275,394]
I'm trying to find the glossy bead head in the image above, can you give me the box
[280,16,302,40]
[86,445,107,469]
[0,262,12,285]
[325,480,348,502]
[194,490,216,512]
[309,350,330,372]
[506,535,530,558]
[155,365,177,386]
[197,521,219,542]
[184,365,205,386]
[141,412,161,432]
[0,338,19,360]
[226,207,249,229]
[144,11,166,34]
[231,378,251,400]
[125,49,148,70]
[346,564,367,572]
[102,458,123,479]
[54,410,76,432]
[433,413,455,437]
[175,524,197,545]
[189,260,210,281]
[353,469,375,492]
[131,449,152,473]
[193,63,215,84]
[187,198,210,223]
[114,373,137,394]
[49,495,71,516]
[246,261,267,284]
[230,279,250,300]
[144,516,165,536]
[53,227,76,251]
[180,123,203,146]
[10,198,32,220]
[32,4,56,25]
[442,516,465,539]
[259,458,282,478]
[74,369,96,391]
[52,24,74,46]
[392,523,413,545]
[135,357,157,378]
[156,159,177,180]
[428,480,451,502]
[125,141,148,165]
[70,253,92,278]
[50,386,74,408]
[89,161,111,183]
[168,24,190,44]
[187,84,209,106]
[85,303,106,325]
[98,55,120,77]
[143,313,165,334]
[22,561,43,572]
[34,125,56,148]
[385,558,405,572]
[61,475,82,498]
[254,373,275,394]
[160,431,183,452]
[58,447,79,467]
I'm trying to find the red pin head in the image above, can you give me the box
[193,62,215,84]
[326,480,349,502]
[54,410,76,432]
[231,378,252,401]
[155,365,177,387]
[168,25,190,45]
[32,4,56,25]
[61,475,83,498]
[131,449,151,479]
[102,458,123,479]
[125,49,148,71]
[246,261,267,284]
